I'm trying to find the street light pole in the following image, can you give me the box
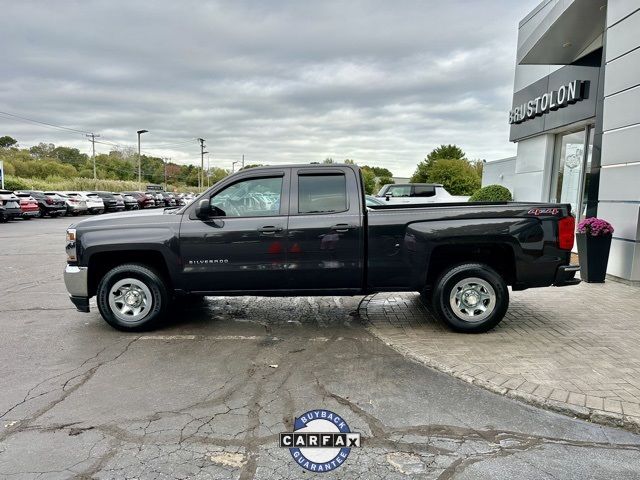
[137,129,148,189]
[232,161,239,173]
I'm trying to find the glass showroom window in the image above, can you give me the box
[550,126,594,221]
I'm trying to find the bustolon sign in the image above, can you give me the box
[509,80,587,124]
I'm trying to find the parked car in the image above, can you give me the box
[376,183,470,204]
[15,192,40,219]
[119,193,139,210]
[0,190,23,221]
[144,191,164,207]
[110,193,133,211]
[173,194,185,207]
[122,191,154,209]
[52,192,88,216]
[18,190,66,217]
[64,192,104,214]
[91,191,125,212]
[64,164,579,333]
[160,192,177,207]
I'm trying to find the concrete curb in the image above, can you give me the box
[365,324,640,435]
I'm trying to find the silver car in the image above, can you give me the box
[52,192,88,216]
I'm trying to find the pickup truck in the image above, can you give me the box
[64,164,579,333]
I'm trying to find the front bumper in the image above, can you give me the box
[553,264,581,287]
[64,265,90,312]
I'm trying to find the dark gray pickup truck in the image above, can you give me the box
[64,164,579,333]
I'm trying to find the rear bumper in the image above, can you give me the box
[553,264,581,287]
[64,265,90,312]
[5,207,22,218]
[21,210,40,217]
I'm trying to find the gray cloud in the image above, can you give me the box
[0,0,540,176]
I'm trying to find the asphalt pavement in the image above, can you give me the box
[1,215,640,479]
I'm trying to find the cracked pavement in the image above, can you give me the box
[1,217,640,479]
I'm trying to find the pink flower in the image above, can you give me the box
[577,217,614,237]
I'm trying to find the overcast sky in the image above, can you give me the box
[0,0,540,177]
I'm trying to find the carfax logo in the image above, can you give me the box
[279,409,361,472]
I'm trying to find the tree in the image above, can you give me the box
[360,168,377,194]
[423,158,481,196]
[376,175,394,191]
[52,146,88,168]
[29,142,56,158]
[411,144,466,183]
[470,159,484,178]
[427,144,465,162]
[323,158,334,164]
[240,164,265,170]
[360,165,393,178]
[0,136,17,148]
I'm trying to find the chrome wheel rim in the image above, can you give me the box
[108,278,153,323]
[449,277,496,323]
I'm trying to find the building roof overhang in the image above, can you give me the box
[518,0,606,65]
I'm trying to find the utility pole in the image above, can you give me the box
[198,138,208,190]
[242,154,244,169]
[164,157,168,191]
[137,129,148,189]
[86,133,100,182]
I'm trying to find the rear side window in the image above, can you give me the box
[412,186,435,197]
[298,174,347,214]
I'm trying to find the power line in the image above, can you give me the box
[0,110,91,135]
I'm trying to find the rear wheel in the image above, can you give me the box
[97,263,169,331]
[431,263,508,333]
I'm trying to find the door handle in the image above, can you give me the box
[331,223,353,233]
[258,225,283,234]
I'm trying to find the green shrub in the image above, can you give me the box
[3,175,32,191]
[468,184,513,202]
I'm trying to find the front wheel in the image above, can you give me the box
[431,263,508,333]
[97,263,169,331]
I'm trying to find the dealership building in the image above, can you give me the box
[483,0,640,282]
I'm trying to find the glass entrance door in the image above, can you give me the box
[550,125,594,220]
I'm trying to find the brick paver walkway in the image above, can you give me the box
[362,280,640,432]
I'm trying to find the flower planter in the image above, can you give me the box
[576,233,612,283]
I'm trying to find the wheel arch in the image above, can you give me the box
[87,250,172,297]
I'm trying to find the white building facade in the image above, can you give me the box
[507,0,640,282]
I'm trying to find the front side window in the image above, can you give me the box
[210,176,282,217]
[298,174,347,213]
[386,185,411,197]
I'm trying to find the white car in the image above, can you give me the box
[64,191,104,214]
[376,183,470,204]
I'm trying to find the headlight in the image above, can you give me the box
[66,228,77,262]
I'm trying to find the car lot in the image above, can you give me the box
[1,216,640,479]
[0,190,194,223]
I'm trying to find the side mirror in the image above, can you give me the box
[195,199,211,218]
[385,193,392,201]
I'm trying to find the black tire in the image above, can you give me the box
[431,263,508,333]
[97,263,170,331]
